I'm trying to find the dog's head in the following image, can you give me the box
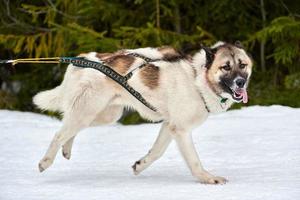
[194,41,253,103]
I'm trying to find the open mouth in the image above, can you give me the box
[232,89,244,101]
[224,84,248,103]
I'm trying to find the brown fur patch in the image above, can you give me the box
[158,46,178,55]
[140,64,160,89]
[158,46,186,62]
[96,54,135,75]
[96,53,114,60]
[107,55,135,75]
[206,72,221,94]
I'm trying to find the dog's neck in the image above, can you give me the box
[192,50,234,114]
[195,70,233,113]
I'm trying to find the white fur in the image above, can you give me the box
[84,52,99,62]
[211,41,225,48]
[33,86,62,112]
[192,49,207,68]
[126,47,163,59]
[33,44,244,184]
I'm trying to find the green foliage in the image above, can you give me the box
[0,0,299,123]
[120,111,148,125]
[285,73,300,89]
[0,90,16,109]
[249,16,300,68]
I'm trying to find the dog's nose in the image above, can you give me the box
[235,78,246,88]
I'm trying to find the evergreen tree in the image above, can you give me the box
[0,0,299,122]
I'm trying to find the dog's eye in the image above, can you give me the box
[221,64,231,71]
[240,63,247,69]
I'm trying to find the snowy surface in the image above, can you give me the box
[0,106,300,200]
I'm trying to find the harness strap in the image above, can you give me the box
[0,55,158,112]
[59,57,157,112]
[126,53,160,62]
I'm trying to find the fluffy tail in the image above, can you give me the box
[33,86,62,112]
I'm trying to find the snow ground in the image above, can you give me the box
[0,106,299,200]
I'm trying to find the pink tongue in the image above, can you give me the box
[236,89,248,103]
[242,90,248,103]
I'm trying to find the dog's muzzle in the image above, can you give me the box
[223,78,248,103]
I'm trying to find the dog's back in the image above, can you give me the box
[33,46,186,117]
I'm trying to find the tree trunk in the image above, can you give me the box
[260,0,266,72]
[174,5,181,33]
[156,0,160,29]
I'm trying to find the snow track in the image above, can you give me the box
[0,106,299,200]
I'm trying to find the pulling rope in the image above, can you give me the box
[0,56,157,112]
[0,57,61,65]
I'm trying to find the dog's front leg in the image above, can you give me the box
[132,122,172,175]
[172,127,227,184]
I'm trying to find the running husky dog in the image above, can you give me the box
[33,41,253,184]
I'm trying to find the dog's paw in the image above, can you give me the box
[132,160,142,175]
[200,176,228,184]
[195,172,228,184]
[38,157,53,172]
[62,149,71,160]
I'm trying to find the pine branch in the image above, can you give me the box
[2,0,52,33]
[45,0,81,20]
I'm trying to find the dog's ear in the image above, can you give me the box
[234,41,244,49]
[201,45,216,68]
[211,41,225,49]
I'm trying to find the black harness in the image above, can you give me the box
[60,54,159,112]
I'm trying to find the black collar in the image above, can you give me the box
[197,88,228,113]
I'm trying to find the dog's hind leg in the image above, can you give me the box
[90,105,123,126]
[38,87,113,172]
[39,113,98,172]
[132,122,172,175]
[61,105,123,160]
[62,137,75,160]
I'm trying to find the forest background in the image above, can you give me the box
[0,0,299,124]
